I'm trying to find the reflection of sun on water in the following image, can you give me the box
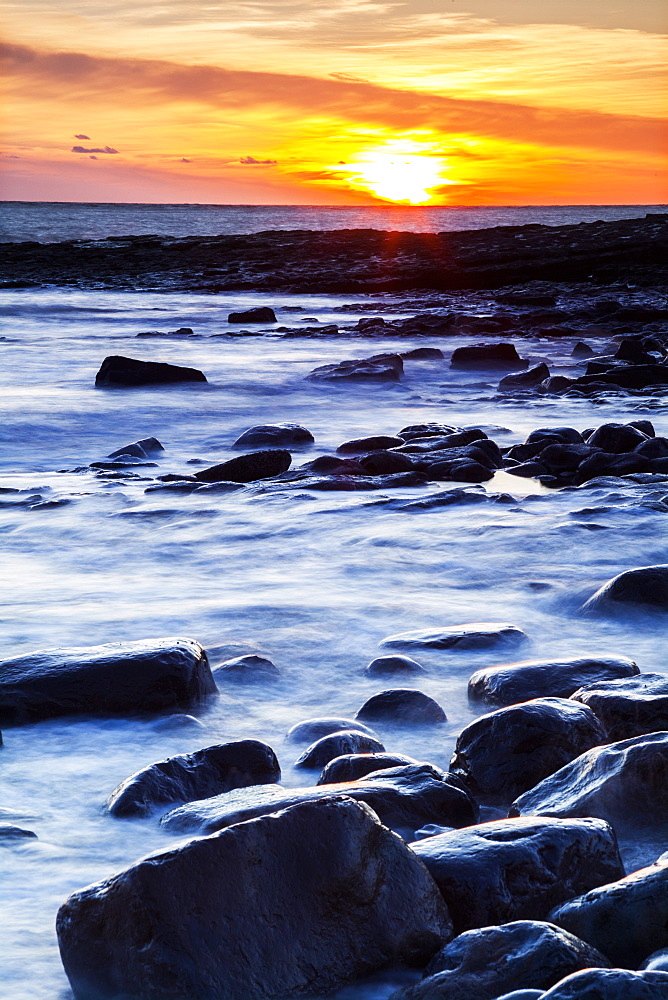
[332,137,452,205]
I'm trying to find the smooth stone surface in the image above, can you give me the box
[381,623,528,651]
[337,435,405,454]
[510,731,668,829]
[450,698,607,803]
[357,689,447,725]
[450,343,525,368]
[227,306,276,323]
[571,673,668,740]
[317,752,424,785]
[161,763,478,838]
[0,825,38,840]
[232,423,313,448]
[108,436,164,459]
[498,363,551,391]
[212,654,280,683]
[582,565,668,613]
[194,449,291,483]
[641,949,668,973]
[294,730,385,769]
[365,655,427,677]
[107,740,280,818]
[95,355,207,387]
[286,716,379,743]
[468,656,639,707]
[308,353,404,382]
[410,816,623,934]
[393,921,610,1000]
[58,796,452,1000]
[0,637,216,726]
[539,968,668,999]
[586,422,649,453]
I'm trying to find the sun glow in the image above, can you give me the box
[332,137,453,205]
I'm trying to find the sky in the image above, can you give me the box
[1,0,667,205]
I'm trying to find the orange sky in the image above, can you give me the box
[1,0,667,205]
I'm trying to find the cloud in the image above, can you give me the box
[180,157,191,162]
[71,144,119,154]
[89,155,97,159]
[238,155,277,165]
[74,133,90,139]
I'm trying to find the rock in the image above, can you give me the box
[468,656,639,708]
[629,419,656,437]
[450,343,526,368]
[294,730,385,769]
[549,855,668,968]
[232,423,314,448]
[95,356,207,387]
[286,716,379,743]
[317,752,424,784]
[539,376,575,393]
[381,622,528,652]
[582,565,668,614]
[572,342,595,357]
[358,451,416,475]
[586,423,649,453]
[499,364,551,391]
[356,689,447,725]
[399,423,458,440]
[615,337,657,364]
[308,353,403,382]
[393,921,610,1000]
[0,825,38,840]
[107,740,281,818]
[0,637,216,726]
[108,436,164,459]
[635,437,668,459]
[212,654,280,683]
[572,364,668,391]
[58,796,452,1000]
[227,306,276,323]
[571,673,668,740]
[642,949,668,973]
[365,655,427,677]
[194,449,291,483]
[410,816,623,934]
[538,968,668,998]
[450,698,607,803]
[337,435,405,454]
[151,713,206,733]
[161,763,478,838]
[402,348,444,359]
[510,731,668,830]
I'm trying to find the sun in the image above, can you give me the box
[332,136,451,205]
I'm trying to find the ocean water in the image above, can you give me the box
[1,220,668,999]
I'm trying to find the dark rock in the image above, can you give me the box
[539,376,576,393]
[151,713,206,733]
[573,451,649,484]
[0,637,216,726]
[571,342,595,357]
[393,921,610,1000]
[302,455,367,475]
[381,622,528,652]
[291,470,428,491]
[614,337,656,364]
[582,565,668,614]
[399,423,458,440]
[359,451,416,475]
[95,356,207,387]
[468,656,639,708]
[550,855,668,969]
[107,740,281,818]
[572,364,668,391]
[635,436,668,459]
[233,423,314,448]
[58,796,452,1000]
[317,752,424,785]
[365,655,427,677]
[508,461,550,478]
[526,427,584,447]
[427,459,495,483]
[410,816,623,933]
[286,716,379,743]
[0,825,38,840]
[308,353,403,382]
[571,673,668,740]
[227,306,276,323]
[539,443,597,471]
[194,449,291,483]
[401,348,445,359]
[161,763,478,838]
[337,435,405,454]
[538,968,668,998]
[294,730,385,769]
[108,436,164,459]
[629,419,656,437]
[510,731,668,830]
[212,654,280,683]
[642,949,668,972]
[499,364,551,391]
[400,429,488,452]
[497,291,557,307]
[450,343,526,368]
[357,689,447,725]
[587,423,649,453]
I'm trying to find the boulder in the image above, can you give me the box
[571,342,595,357]
[232,423,313,448]
[498,364,550,391]
[95,356,207,387]
[194,449,291,483]
[549,855,668,968]
[450,698,607,803]
[571,673,668,740]
[586,423,649,453]
[358,451,417,475]
[642,949,668,973]
[582,565,668,614]
[161,763,478,838]
[212,654,280,683]
[365,655,427,677]
[317,752,424,785]
[381,623,528,652]
[399,423,458,440]
[286,716,379,743]
[0,637,216,726]
[58,796,452,1000]
[468,656,639,708]
[337,435,405,454]
[294,730,385,769]
[108,436,164,459]
[571,364,668,391]
[356,689,447,725]
[0,825,37,840]
[410,817,623,933]
[227,306,276,323]
[510,731,668,829]
[450,343,527,368]
[538,968,668,999]
[107,740,281,818]
[402,348,444,359]
[308,353,403,382]
[393,921,610,1000]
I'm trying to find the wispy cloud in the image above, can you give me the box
[73,133,90,139]
[71,144,119,154]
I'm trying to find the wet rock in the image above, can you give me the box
[194,449,292,483]
[337,435,405,454]
[571,364,668,391]
[108,436,164,459]
[629,419,656,437]
[410,816,623,933]
[151,713,206,733]
[213,654,280,683]
[286,716,379,743]
[0,637,216,726]
[317,752,424,784]
[58,796,452,1000]
[614,337,657,364]
[468,655,639,708]
[635,436,668,459]
[402,348,444,359]
[510,731,668,830]
[450,698,606,803]
[95,356,207,387]
[571,673,668,740]
[107,739,281,818]
[393,921,610,1000]
[308,353,403,382]
[582,565,668,614]
[294,730,385,769]
[450,343,527,368]
[357,689,447,725]
[499,363,551,391]
[232,423,314,448]
[365,655,427,677]
[227,306,276,323]
[549,854,668,968]
[399,423,458,440]
[0,825,38,840]
[539,375,575,393]
[642,949,668,973]
[587,422,649,453]
[381,622,528,652]
[571,341,595,357]
[161,763,478,837]
[302,455,367,475]
[358,451,417,475]
[538,968,668,998]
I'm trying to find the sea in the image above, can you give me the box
[1,202,667,1000]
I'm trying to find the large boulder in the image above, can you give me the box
[95,356,207,387]
[538,968,668,999]
[161,763,478,838]
[392,921,610,1000]
[410,817,623,933]
[498,364,550,391]
[232,423,313,448]
[294,730,385,768]
[450,343,526,368]
[586,423,649,453]
[337,435,405,454]
[571,673,668,740]
[108,436,164,459]
[380,622,528,652]
[468,656,639,708]
[0,637,216,726]
[356,689,447,725]
[227,306,276,323]
[365,655,427,677]
[194,449,291,483]
[549,855,668,969]
[286,716,379,743]
[308,353,403,382]
[58,796,452,1000]
[317,752,424,785]
[107,740,280,818]
[581,566,668,614]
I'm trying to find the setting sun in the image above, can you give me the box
[331,137,452,205]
